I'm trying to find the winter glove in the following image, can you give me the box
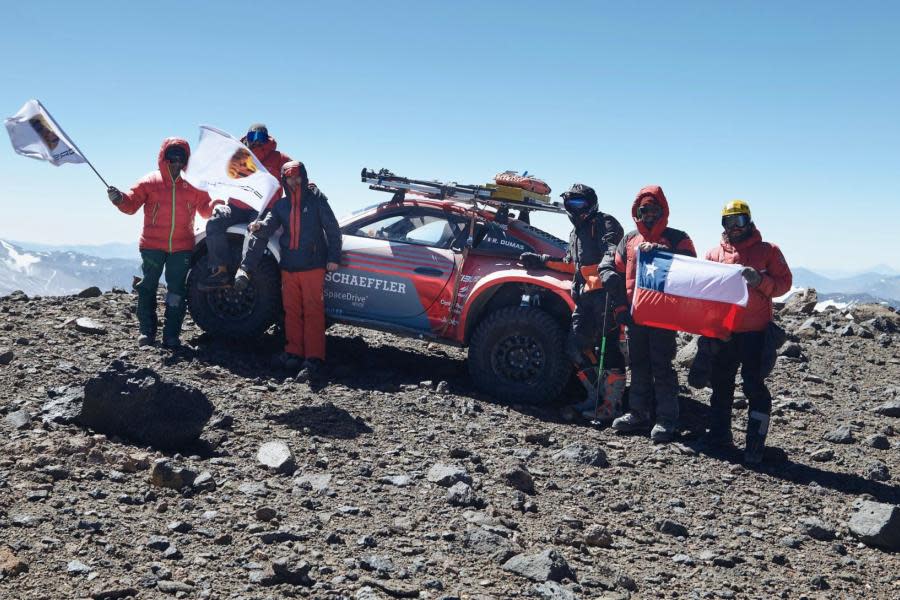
[212,204,229,219]
[741,266,762,287]
[107,186,123,205]
[519,252,548,269]
[613,305,634,328]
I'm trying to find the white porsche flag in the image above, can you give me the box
[5,99,86,166]
[182,125,280,212]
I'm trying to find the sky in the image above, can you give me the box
[1,1,898,271]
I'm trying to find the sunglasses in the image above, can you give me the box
[246,130,268,145]
[165,155,186,164]
[723,214,750,229]
[637,205,661,218]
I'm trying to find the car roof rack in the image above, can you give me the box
[361,168,567,215]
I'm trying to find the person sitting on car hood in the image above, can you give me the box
[243,160,341,382]
[199,123,293,291]
[519,183,626,422]
[106,138,217,348]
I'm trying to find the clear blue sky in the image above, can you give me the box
[2,1,898,271]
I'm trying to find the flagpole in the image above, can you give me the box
[37,101,110,188]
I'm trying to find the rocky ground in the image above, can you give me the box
[1,287,899,600]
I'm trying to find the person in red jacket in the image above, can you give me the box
[107,138,217,348]
[608,185,696,442]
[200,123,293,291]
[704,200,792,464]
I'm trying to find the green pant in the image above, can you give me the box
[136,249,192,340]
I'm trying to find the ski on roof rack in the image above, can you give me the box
[361,168,567,214]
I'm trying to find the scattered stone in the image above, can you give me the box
[798,517,836,541]
[80,361,213,450]
[192,471,216,491]
[502,464,536,495]
[810,448,834,462]
[0,348,14,365]
[67,559,91,575]
[874,400,900,417]
[0,547,28,577]
[551,442,608,467]
[656,519,689,537]
[447,481,479,507]
[865,460,891,481]
[502,549,575,583]
[866,434,891,449]
[74,317,107,334]
[426,463,470,487]
[780,342,803,358]
[257,441,296,474]
[849,501,900,551]
[4,410,31,430]
[149,460,197,490]
[672,553,695,566]
[294,473,332,493]
[784,288,817,314]
[157,580,194,594]
[823,424,854,444]
[583,525,613,548]
[524,431,554,446]
[360,555,396,575]
[379,474,412,487]
[89,587,139,600]
[532,580,578,600]
[464,526,518,564]
[77,286,103,298]
[146,535,171,551]
[41,387,84,425]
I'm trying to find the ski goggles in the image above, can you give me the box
[563,196,591,212]
[246,130,269,145]
[722,214,751,229]
[164,148,187,163]
[636,204,661,219]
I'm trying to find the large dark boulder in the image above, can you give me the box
[79,361,213,451]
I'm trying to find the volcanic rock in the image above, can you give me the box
[502,548,575,583]
[848,501,900,551]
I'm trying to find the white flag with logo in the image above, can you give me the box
[182,125,280,212]
[5,99,86,166]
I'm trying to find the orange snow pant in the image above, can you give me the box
[281,268,326,360]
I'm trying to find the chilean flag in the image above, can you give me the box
[632,249,748,339]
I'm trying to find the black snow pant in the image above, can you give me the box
[567,290,625,378]
[708,330,772,433]
[627,324,679,427]
[135,249,191,340]
[205,203,265,270]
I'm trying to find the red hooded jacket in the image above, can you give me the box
[706,227,792,332]
[117,138,216,253]
[229,136,293,211]
[613,185,697,302]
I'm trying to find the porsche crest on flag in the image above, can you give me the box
[182,126,280,212]
[5,99,86,166]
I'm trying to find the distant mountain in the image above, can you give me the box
[10,240,139,261]
[793,266,900,307]
[0,239,140,297]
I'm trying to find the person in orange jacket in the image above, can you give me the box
[107,138,217,348]
[200,123,293,291]
[704,200,792,464]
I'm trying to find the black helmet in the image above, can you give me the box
[561,183,598,223]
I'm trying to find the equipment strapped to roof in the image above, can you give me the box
[361,168,566,214]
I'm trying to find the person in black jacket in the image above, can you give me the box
[520,184,625,420]
[241,161,341,381]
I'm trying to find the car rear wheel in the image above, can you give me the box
[187,239,281,340]
[468,306,570,404]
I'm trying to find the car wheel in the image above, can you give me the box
[468,306,570,404]
[187,240,281,340]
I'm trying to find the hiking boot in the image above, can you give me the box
[162,337,181,349]
[198,265,232,291]
[650,423,675,444]
[744,411,770,465]
[272,352,303,371]
[138,334,155,347]
[295,358,324,383]
[611,412,650,433]
[233,268,251,292]
[699,427,734,449]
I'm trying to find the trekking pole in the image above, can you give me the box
[591,291,611,425]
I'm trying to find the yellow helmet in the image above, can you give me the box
[722,200,751,218]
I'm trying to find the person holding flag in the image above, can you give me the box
[200,123,293,291]
[608,185,696,443]
[703,200,792,464]
[107,138,218,348]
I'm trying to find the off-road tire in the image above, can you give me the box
[187,239,281,340]
[468,306,570,404]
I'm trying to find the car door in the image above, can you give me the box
[326,207,463,331]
